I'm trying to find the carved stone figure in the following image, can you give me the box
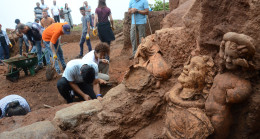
[205,32,255,139]
[177,56,215,100]
[219,32,256,72]
[164,55,215,139]
[134,36,172,88]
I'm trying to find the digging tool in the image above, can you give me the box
[46,41,67,81]
[46,44,60,81]
[163,0,166,17]
[134,13,138,55]
[146,15,152,35]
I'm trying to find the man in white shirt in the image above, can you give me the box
[57,59,106,103]
[0,95,30,118]
[40,0,49,16]
[51,0,60,22]
[82,42,110,96]
[82,42,110,81]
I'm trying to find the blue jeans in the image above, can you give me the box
[89,15,93,27]
[31,41,51,66]
[34,41,43,66]
[0,44,9,63]
[42,41,52,66]
[19,35,29,55]
[44,39,66,73]
[79,31,92,56]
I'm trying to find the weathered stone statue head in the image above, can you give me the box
[219,32,255,71]
[164,56,215,139]
[177,55,215,99]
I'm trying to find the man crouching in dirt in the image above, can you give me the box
[57,59,105,103]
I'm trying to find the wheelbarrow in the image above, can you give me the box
[2,53,38,82]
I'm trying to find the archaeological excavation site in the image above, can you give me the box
[0,0,259,138]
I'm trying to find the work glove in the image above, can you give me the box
[29,45,33,52]
[111,26,114,31]
[93,28,98,37]
[53,54,58,59]
[86,33,90,40]
[9,43,13,48]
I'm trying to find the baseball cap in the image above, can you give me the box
[62,24,71,34]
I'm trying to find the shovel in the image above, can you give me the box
[46,41,67,81]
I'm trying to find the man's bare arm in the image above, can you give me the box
[69,82,90,101]
[109,14,114,28]
[94,14,98,28]
[137,9,149,15]
[87,21,90,34]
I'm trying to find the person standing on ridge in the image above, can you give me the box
[40,0,50,16]
[64,3,73,29]
[128,0,149,60]
[34,2,43,21]
[51,0,60,23]
[76,7,92,58]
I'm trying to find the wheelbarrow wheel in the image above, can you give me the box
[6,68,20,82]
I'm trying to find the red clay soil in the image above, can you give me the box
[0,35,132,133]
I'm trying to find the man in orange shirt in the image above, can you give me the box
[42,22,70,74]
[41,10,55,29]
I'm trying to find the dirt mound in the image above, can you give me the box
[55,68,174,138]
[0,104,71,133]
[0,37,126,133]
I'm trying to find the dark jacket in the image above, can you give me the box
[25,23,42,45]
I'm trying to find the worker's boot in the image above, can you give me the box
[75,54,83,59]
[35,64,43,73]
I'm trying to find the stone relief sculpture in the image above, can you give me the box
[134,36,172,88]
[205,32,255,139]
[219,32,256,72]
[164,55,215,139]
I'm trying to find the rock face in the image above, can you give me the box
[162,0,197,28]
[199,0,260,55]
[54,99,103,130]
[0,121,67,139]
[169,0,190,11]
[53,68,170,138]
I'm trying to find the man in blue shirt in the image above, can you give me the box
[128,0,149,60]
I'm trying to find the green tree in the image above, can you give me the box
[150,0,169,11]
